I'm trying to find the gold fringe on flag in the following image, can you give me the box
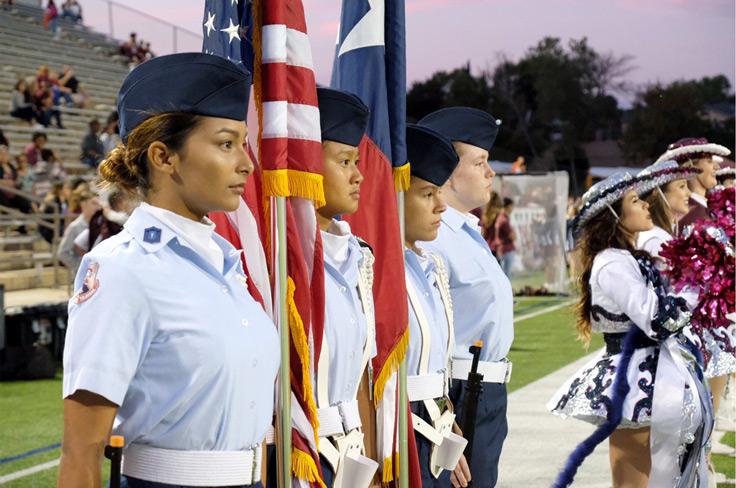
[372,326,409,407]
[286,277,320,443]
[382,454,395,484]
[392,162,411,192]
[263,169,326,208]
[292,447,327,488]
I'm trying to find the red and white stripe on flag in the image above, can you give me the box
[255,0,326,486]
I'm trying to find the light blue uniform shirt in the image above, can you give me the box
[405,248,450,376]
[62,206,280,450]
[419,206,514,362]
[321,222,376,405]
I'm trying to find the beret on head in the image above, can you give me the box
[406,124,459,187]
[117,52,251,142]
[418,107,501,153]
[317,87,370,147]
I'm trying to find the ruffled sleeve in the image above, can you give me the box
[595,252,689,340]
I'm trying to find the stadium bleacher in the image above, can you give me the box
[0,3,129,345]
[0,3,129,178]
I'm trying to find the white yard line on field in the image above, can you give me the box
[0,458,60,484]
[515,299,574,323]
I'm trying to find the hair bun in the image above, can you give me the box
[98,144,138,192]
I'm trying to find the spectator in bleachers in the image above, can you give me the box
[32,148,66,199]
[38,148,66,179]
[81,119,104,167]
[481,191,503,256]
[38,181,64,243]
[58,187,99,277]
[43,0,60,40]
[36,65,50,85]
[0,144,32,216]
[10,80,39,125]
[49,70,74,107]
[31,78,64,128]
[119,32,155,66]
[60,0,82,23]
[138,41,155,61]
[62,177,89,225]
[1,0,14,11]
[62,177,89,210]
[13,153,34,193]
[495,197,517,278]
[100,111,120,156]
[119,32,139,61]
[73,186,137,253]
[0,128,7,146]
[59,65,89,108]
[24,131,47,166]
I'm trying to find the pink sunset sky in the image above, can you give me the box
[84,0,735,106]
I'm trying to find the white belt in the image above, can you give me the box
[451,359,512,384]
[318,399,362,438]
[122,444,262,486]
[407,373,446,402]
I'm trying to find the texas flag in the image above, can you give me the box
[331,0,420,484]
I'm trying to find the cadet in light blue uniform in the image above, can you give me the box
[313,87,377,487]
[418,107,513,488]
[59,53,279,488]
[403,124,466,487]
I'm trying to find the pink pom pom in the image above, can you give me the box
[708,187,735,242]
[661,221,735,335]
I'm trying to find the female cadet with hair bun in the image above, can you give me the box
[58,53,279,488]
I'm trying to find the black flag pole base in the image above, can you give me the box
[104,435,125,488]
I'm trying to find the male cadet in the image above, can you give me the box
[418,107,513,488]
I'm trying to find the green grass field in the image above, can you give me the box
[0,297,732,486]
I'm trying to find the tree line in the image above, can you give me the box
[406,37,735,193]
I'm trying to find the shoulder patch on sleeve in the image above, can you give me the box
[74,261,101,304]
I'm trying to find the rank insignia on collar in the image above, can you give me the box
[143,226,162,244]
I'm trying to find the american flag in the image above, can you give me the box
[203,0,271,313]
[203,1,326,487]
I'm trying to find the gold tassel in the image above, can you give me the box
[393,163,411,192]
[286,169,326,208]
[262,169,326,208]
[263,170,291,198]
[373,327,409,407]
[381,454,395,484]
[287,277,320,445]
[292,447,327,488]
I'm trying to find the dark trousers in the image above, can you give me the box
[448,379,508,488]
[122,477,263,488]
[319,455,335,487]
[410,400,453,488]
[10,106,35,122]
